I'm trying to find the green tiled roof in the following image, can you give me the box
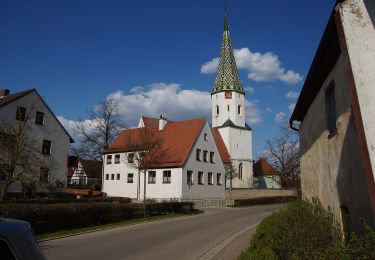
[212,13,244,95]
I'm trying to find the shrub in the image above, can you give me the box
[0,201,194,235]
[3,196,131,204]
[239,199,375,260]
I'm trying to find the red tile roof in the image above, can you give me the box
[141,116,159,127]
[211,128,230,163]
[253,158,280,175]
[105,118,207,168]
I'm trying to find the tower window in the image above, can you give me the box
[216,105,219,115]
[325,81,337,136]
[227,105,230,112]
[239,163,243,179]
[238,105,242,115]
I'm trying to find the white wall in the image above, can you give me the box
[0,91,71,192]
[182,122,226,199]
[338,0,375,180]
[218,127,253,188]
[211,91,245,127]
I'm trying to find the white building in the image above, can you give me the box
[102,117,228,200]
[290,0,375,230]
[0,88,74,193]
[211,12,253,188]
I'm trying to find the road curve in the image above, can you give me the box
[40,204,281,260]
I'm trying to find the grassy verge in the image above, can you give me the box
[37,210,202,241]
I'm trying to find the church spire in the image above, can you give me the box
[212,11,244,95]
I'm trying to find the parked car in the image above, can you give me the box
[0,218,46,260]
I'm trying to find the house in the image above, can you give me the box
[0,88,74,193]
[253,158,281,189]
[210,12,253,188]
[290,0,375,230]
[102,117,228,200]
[67,156,102,189]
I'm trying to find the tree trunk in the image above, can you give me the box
[0,183,8,203]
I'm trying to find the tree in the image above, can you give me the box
[263,122,300,186]
[0,106,48,201]
[73,98,125,161]
[224,161,237,189]
[126,127,165,217]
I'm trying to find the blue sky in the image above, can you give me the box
[0,0,335,157]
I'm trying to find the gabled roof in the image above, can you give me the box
[80,159,102,179]
[253,158,280,176]
[104,118,206,168]
[211,127,230,163]
[0,88,74,143]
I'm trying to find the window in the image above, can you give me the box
[16,106,26,121]
[238,105,242,115]
[148,171,156,184]
[187,170,193,185]
[239,163,243,180]
[127,173,134,183]
[40,167,49,183]
[217,173,222,185]
[116,173,120,180]
[210,152,215,163]
[110,174,114,180]
[0,239,16,260]
[105,174,109,180]
[227,105,230,112]
[216,105,219,115]
[208,172,213,185]
[203,150,208,162]
[163,170,171,183]
[204,133,208,141]
[325,82,337,136]
[196,149,201,161]
[127,153,134,163]
[107,155,112,164]
[115,154,120,164]
[35,111,44,125]
[198,171,204,185]
[42,140,52,155]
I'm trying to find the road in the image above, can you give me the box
[40,204,281,260]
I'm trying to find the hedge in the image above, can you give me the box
[234,196,300,207]
[239,199,375,260]
[0,202,194,235]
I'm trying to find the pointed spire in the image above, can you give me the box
[212,10,244,95]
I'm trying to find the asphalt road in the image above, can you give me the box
[40,204,281,260]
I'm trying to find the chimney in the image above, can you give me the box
[0,89,10,97]
[159,114,167,131]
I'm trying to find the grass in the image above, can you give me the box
[37,211,202,241]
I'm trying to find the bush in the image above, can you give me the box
[239,199,375,260]
[3,195,131,204]
[234,196,300,207]
[0,201,194,235]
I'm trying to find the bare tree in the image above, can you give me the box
[0,106,47,201]
[126,127,165,217]
[224,161,237,189]
[74,98,125,161]
[263,122,300,185]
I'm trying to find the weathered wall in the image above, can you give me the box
[226,188,298,200]
[299,54,372,230]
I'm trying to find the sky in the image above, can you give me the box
[0,0,335,157]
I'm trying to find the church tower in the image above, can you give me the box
[211,11,253,188]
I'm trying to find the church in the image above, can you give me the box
[102,12,253,199]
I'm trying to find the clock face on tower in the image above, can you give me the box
[225,91,232,99]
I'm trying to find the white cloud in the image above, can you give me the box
[288,103,296,113]
[266,107,273,113]
[285,91,299,99]
[201,48,303,85]
[200,58,220,74]
[275,112,287,123]
[244,86,255,93]
[59,83,262,140]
